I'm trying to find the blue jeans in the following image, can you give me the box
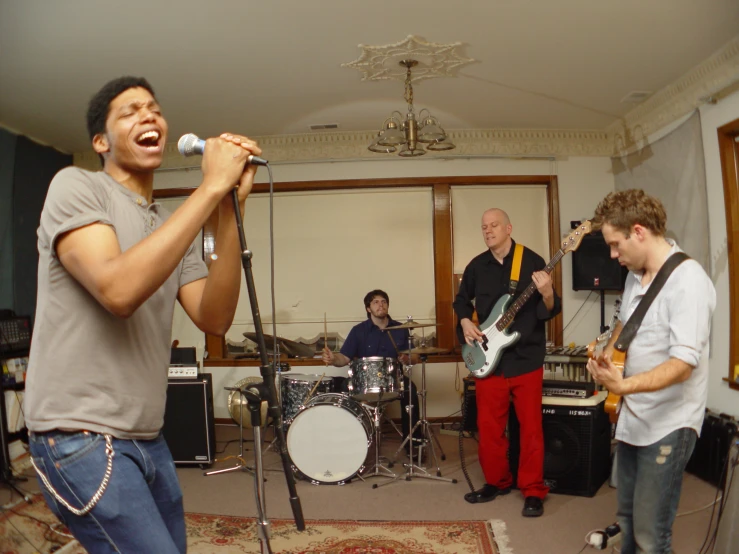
[616,427,697,554]
[29,430,186,553]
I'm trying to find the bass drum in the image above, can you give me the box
[286,393,373,485]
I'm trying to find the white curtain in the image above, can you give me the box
[612,112,710,271]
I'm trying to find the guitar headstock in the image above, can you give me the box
[561,220,593,254]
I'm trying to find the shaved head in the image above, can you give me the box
[482,208,510,226]
[481,208,513,254]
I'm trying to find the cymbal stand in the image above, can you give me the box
[360,402,398,488]
[413,353,452,477]
[204,386,254,477]
[388,330,456,485]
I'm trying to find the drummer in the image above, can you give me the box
[322,289,422,458]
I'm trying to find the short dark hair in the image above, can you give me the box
[86,76,156,166]
[364,289,389,318]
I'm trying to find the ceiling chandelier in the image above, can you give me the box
[369,60,455,157]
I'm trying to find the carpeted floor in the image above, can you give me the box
[0,494,509,554]
[0,425,721,553]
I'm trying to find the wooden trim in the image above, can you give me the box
[155,174,563,365]
[547,175,564,346]
[432,184,455,351]
[202,206,227,359]
[718,118,739,390]
[722,377,739,391]
[204,355,464,367]
[152,175,554,200]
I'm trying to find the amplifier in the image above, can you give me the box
[510,392,611,497]
[162,373,216,466]
[686,410,737,487]
[167,364,199,379]
[462,376,477,432]
[542,379,596,398]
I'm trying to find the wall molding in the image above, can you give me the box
[73,128,612,170]
[607,35,739,145]
[72,36,739,170]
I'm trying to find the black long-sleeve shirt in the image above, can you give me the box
[453,240,561,377]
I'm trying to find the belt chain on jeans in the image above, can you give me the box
[31,433,115,516]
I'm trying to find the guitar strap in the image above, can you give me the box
[509,243,524,295]
[614,251,690,352]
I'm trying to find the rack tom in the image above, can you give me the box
[347,356,401,402]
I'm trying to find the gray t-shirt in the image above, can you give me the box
[25,167,209,439]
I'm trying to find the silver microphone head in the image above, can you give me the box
[178,133,204,157]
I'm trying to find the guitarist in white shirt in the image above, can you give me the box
[586,189,716,554]
[454,208,561,517]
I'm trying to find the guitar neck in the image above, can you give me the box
[496,249,564,331]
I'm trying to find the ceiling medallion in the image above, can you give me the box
[341,35,475,83]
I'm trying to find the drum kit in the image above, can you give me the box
[270,319,458,488]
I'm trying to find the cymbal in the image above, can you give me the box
[398,346,449,355]
[384,320,441,331]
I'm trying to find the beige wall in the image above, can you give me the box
[155,155,617,419]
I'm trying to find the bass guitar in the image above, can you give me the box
[462,221,592,379]
[587,299,625,423]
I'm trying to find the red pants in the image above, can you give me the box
[475,367,548,499]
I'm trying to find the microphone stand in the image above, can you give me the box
[229,187,305,553]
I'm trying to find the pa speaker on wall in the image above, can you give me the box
[509,397,611,497]
[162,373,216,466]
[571,231,627,291]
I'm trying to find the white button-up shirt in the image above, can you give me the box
[616,240,716,446]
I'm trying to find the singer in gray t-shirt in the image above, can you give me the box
[25,76,263,553]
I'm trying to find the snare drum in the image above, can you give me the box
[281,374,334,425]
[286,393,373,485]
[347,356,401,402]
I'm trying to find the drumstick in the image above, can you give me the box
[324,312,328,366]
[305,372,326,403]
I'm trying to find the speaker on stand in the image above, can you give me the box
[571,229,627,332]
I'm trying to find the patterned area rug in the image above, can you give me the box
[0,495,511,554]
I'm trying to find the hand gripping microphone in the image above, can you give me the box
[177,133,268,166]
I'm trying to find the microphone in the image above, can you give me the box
[178,133,268,166]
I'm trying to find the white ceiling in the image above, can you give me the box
[1,0,738,155]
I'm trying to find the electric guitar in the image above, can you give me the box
[587,299,626,424]
[462,221,592,379]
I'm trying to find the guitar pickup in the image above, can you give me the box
[479,335,489,352]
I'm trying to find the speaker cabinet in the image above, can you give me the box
[509,397,611,497]
[571,231,627,291]
[462,376,478,432]
[686,410,737,487]
[162,373,215,466]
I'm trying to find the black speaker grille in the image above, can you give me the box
[162,373,215,465]
[571,232,627,291]
[509,401,611,496]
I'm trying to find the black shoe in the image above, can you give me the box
[522,496,544,517]
[464,484,511,504]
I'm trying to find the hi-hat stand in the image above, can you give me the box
[225,186,305,553]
